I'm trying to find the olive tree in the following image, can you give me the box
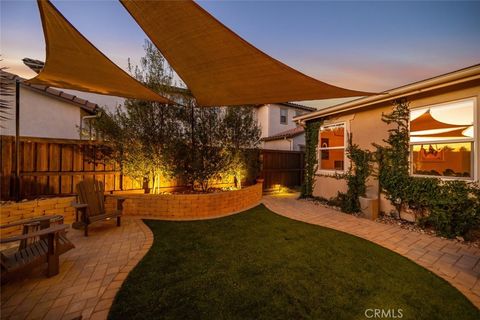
[93,40,261,193]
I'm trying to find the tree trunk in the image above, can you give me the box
[143,176,150,194]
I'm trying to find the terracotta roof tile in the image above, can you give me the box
[1,70,98,114]
[60,92,75,100]
[278,102,316,112]
[73,97,87,105]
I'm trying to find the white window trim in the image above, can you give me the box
[409,97,477,181]
[317,122,347,175]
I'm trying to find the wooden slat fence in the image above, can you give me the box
[1,136,306,200]
[0,136,149,200]
[260,149,304,190]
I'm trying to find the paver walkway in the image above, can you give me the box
[3,197,480,318]
[263,193,480,309]
[0,218,153,320]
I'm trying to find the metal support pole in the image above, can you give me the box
[191,103,195,148]
[14,79,20,201]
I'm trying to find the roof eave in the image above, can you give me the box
[294,64,480,123]
[21,83,97,114]
[262,132,305,142]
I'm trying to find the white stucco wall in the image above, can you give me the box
[257,103,309,151]
[266,104,299,137]
[263,139,292,151]
[256,103,309,137]
[255,105,270,138]
[292,133,306,151]
[1,87,83,139]
[263,133,306,151]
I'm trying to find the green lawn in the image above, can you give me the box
[109,205,479,320]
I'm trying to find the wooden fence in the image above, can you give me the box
[1,136,155,200]
[260,149,305,191]
[1,136,305,200]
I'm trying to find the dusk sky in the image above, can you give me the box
[1,0,480,102]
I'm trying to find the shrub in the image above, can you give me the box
[419,181,480,239]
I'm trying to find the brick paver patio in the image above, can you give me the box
[2,196,479,318]
[0,218,153,320]
[263,193,480,309]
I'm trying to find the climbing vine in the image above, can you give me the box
[299,99,479,239]
[300,120,322,198]
[375,99,480,239]
[336,134,373,213]
[374,99,411,217]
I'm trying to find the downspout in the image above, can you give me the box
[283,136,294,151]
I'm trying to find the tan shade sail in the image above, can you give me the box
[27,0,170,103]
[410,110,466,132]
[412,127,469,138]
[121,0,373,106]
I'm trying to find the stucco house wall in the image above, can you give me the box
[263,133,306,151]
[312,78,480,215]
[257,103,311,150]
[263,139,290,151]
[292,134,306,151]
[266,104,299,137]
[256,103,309,138]
[1,86,90,140]
[254,104,270,138]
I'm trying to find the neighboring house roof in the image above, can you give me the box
[294,64,480,123]
[262,126,304,141]
[276,102,316,112]
[22,58,44,73]
[2,70,97,114]
[256,102,316,112]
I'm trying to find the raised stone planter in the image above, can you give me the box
[119,181,263,220]
[0,197,76,238]
[0,181,263,236]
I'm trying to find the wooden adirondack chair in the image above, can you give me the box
[1,215,74,284]
[72,179,125,237]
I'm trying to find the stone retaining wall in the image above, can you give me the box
[0,197,76,237]
[121,182,263,219]
[0,182,263,236]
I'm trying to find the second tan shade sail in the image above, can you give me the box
[410,110,467,132]
[121,0,373,106]
[27,0,170,103]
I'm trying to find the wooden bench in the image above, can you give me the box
[1,215,74,284]
[72,179,125,237]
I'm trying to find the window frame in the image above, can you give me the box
[318,122,347,173]
[409,97,477,181]
[280,108,288,125]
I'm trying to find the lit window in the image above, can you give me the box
[410,98,475,179]
[280,108,288,124]
[319,123,345,171]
